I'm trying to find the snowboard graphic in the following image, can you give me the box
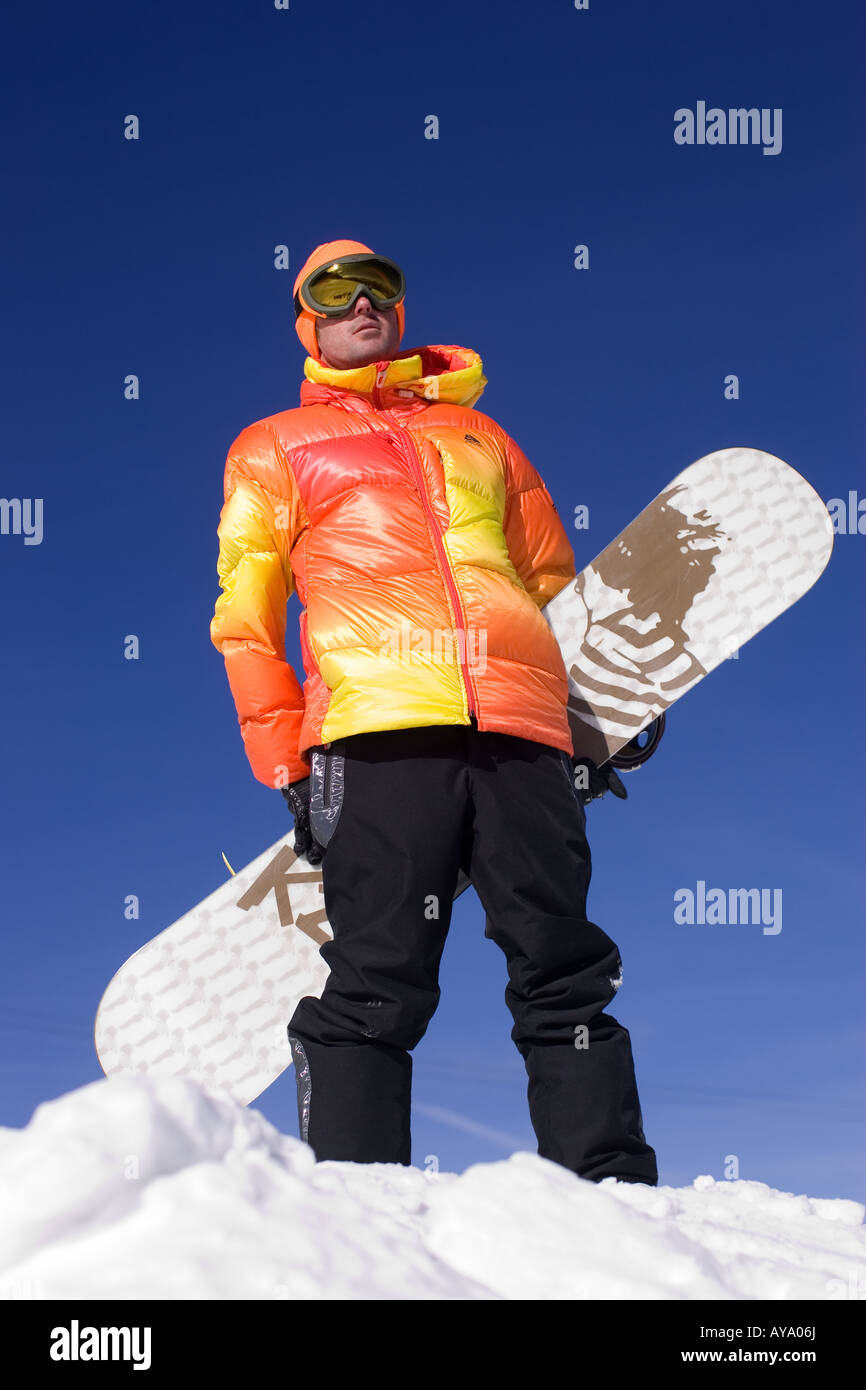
[94,448,833,1104]
[546,446,834,764]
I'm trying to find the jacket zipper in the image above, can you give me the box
[373,363,387,411]
[400,427,476,719]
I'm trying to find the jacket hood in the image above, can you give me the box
[299,344,487,411]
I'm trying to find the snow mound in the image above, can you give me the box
[0,1077,863,1301]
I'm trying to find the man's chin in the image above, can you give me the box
[351,340,393,367]
[321,333,400,370]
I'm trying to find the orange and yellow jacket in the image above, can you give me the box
[210,345,576,787]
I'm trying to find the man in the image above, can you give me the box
[210,238,658,1185]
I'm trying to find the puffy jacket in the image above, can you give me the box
[210,344,576,787]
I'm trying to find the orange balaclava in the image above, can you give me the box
[292,239,406,363]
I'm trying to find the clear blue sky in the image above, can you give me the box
[1,0,863,1200]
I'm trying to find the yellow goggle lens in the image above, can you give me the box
[307,259,403,309]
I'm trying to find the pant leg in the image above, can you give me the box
[464,727,658,1185]
[287,726,471,1164]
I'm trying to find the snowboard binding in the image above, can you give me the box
[608,713,667,772]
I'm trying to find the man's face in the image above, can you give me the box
[315,293,401,369]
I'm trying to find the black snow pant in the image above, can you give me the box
[287,720,658,1185]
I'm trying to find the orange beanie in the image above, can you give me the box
[292,239,406,361]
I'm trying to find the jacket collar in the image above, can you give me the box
[299,344,487,412]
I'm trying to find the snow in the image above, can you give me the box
[0,1076,863,1301]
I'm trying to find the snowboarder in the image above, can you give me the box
[210,238,659,1184]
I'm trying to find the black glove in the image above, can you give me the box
[281,777,325,865]
[571,757,628,804]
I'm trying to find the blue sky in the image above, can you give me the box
[1,0,863,1200]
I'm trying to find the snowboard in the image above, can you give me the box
[94,447,833,1104]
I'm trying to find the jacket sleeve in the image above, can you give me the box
[502,432,576,608]
[210,426,309,787]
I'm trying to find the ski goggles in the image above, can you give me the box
[294,253,405,319]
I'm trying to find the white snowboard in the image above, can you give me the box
[95,840,330,1104]
[94,447,833,1103]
